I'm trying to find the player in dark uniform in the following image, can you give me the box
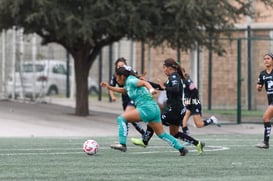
[109,57,154,146]
[132,58,205,155]
[181,68,221,136]
[256,53,273,149]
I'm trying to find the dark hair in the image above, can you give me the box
[114,57,127,71]
[264,53,273,59]
[163,58,183,78]
[116,66,137,78]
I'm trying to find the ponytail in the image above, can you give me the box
[163,58,183,78]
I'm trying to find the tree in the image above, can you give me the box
[0,0,272,116]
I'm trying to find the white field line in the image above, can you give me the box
[0,145,230,156]
[130,145,230,154]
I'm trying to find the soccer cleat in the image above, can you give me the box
[131,138,147,148]
[210,116,221,127]
[110,143,127,152]
[197,141,205,155]
[256,142,269,149]
[179,147,188,156]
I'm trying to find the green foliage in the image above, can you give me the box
[0,0,272,52]
[0,0,272,115]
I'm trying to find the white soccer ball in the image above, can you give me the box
[83,139,99,155]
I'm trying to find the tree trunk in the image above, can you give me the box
[74,55,90,116]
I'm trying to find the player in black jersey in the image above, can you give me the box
[181,68,221,135]
[256,53,273,149]
[132,58,205,155]
[109,58,154,146]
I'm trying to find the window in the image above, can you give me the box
[15,63,45,72]
[52,64,66,75]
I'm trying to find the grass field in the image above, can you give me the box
[0,135,272,181]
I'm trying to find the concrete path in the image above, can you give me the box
[0,97,264,138]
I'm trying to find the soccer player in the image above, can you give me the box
[256,52,273,149]
[109,57,154,146]
[181,67,221,135]
[100,66,188,156]
[131,58,205,155]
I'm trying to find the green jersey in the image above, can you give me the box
[124,75,161,123]
[124,75,154,106]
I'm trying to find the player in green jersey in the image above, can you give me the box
[100,66,188,156]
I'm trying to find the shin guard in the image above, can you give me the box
[158,132,183,150]
[117,116,128,145]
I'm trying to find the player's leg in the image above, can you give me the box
[192,114,205,128]
[142,125,154,145]
[125,104,145,135]
[131,124,154,147]
[200,115,221,127]
[256,105,273,149]
[182,109,191,135]
[174,131,205,155]
[110,108,142,152]
[148,121,188,156]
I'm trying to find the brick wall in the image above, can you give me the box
[134,30,273,111]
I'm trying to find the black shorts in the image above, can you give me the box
[122,100,135,110]
[187,101,202,115]
[161,106,183,126]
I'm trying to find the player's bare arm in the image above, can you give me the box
[100,81,125,94]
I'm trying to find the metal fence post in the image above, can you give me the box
[237,38,242,124]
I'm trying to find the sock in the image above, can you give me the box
[158,132,183,150]
[117,116,128,145]
[204,118,213,126]
[126,122,129,136]
[142,125,154,145]
[264,122,271,144]
[182,126,190,135]
[131,122,145,135]
[175,131,199,146]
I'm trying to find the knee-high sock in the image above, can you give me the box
[131,122,145,135]
[158,132,183,150]
[142,125,154,145]
[264,122,271,144]
[117,116,128,145]
[175,131,198,146]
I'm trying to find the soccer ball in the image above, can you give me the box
[83,139,99,155]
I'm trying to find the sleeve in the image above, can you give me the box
[187,79,199,99]
[257,72,264,85]
[109,74,116,87]
[183,80,190,98]
[148,81,164,90]
[165,74,180,94]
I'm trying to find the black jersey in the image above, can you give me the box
[164,72,183,108]
[183,77,199,100]
[161,72,183,126]
[109,74,131,107]
[257,69,273,105]
[183,77,202,115]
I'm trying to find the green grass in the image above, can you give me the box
[0,135,272,181]
[204,109,263,117]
